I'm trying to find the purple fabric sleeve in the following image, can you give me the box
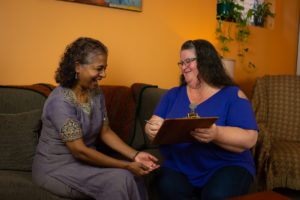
[45,95,83,142]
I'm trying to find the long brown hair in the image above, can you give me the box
[180,39,236,88]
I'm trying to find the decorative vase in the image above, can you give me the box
[222,58,235,79]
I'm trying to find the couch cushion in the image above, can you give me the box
[100,85,136,143]
[136,87,167,148]
[0,171,68,200]
[0,84,54,114]
[0,109,42,171]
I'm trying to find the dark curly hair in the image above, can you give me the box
[55,37,108,88]
[180,39,236,88]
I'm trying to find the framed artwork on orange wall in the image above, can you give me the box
[61,0,142,12]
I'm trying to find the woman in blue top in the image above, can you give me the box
[145,39,258,200]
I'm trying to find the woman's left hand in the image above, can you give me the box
[134,152,160,171]
[190,124,219,143]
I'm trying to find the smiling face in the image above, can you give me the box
[75,53,107,90]
[180,49,200,88]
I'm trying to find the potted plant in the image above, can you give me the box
[217,0,235,21]
[253,2,275,27]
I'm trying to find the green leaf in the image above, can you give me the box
[248,62,256,68]
[222,47,229,52]
[247,9,254,18]
[235,4,244,10]
[219,35,228,42]
[243,30,250,35]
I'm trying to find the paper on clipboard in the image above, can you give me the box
[150,117,219,145]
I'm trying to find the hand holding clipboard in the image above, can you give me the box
[149,117,219,145]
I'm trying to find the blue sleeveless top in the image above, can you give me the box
[154,85,258,187]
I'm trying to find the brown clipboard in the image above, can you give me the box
[150,117,219,145]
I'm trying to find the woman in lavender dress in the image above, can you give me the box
[32,37,159,200]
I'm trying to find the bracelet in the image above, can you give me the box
[132,151,140,161]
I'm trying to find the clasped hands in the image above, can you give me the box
[126,151,160,177]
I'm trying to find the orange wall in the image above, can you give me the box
[0,0,299,96]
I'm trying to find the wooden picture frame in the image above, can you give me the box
[62,0,142,12]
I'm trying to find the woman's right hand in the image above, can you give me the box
[145,115,164,141]
[125,162,150,177]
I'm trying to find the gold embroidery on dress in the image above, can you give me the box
[63,88,99,115]
[60,118,83,142]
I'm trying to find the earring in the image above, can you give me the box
[75,72,78,79]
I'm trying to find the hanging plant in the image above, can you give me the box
[233,0,256,71]
[216,17,234,58]
[216,0,257,72]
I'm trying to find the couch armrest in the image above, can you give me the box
[253,123,272,164]
[252,122,272,190]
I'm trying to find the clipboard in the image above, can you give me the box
[150,117,219,145]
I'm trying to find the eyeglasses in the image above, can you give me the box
[177,58,197,67]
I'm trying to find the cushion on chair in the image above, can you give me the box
[263,75,300,141]
[0,109,42,171]
[267,141,300,190]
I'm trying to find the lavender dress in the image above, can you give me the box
[32,86,146,200]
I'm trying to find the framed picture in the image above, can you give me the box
[62,0,142,12]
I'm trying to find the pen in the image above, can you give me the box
[145,120,158,125]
